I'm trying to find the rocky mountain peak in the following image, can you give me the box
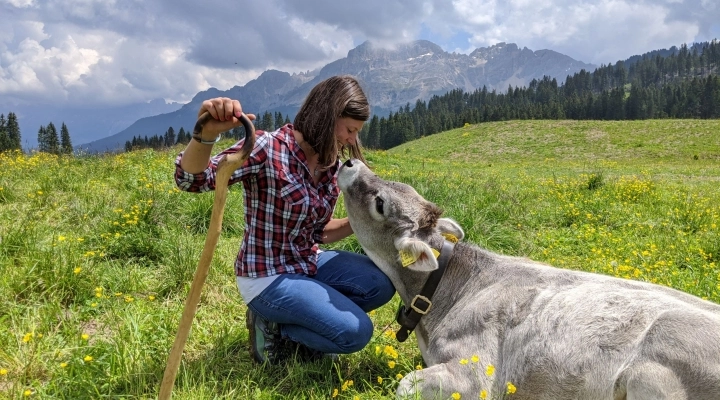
[347,40,444,63]
[81,39,596,151]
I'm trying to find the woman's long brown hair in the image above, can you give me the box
[293,75,369,169]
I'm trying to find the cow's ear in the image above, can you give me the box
[437,218,464,241]
[395,237,439,272]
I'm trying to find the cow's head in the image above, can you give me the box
[338,159,464,277]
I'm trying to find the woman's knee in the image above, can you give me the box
[335,315,374,353]
[360,271,395,311]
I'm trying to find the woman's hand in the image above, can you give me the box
[198,97,256,139]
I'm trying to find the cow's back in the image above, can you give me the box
[429,246,720,399]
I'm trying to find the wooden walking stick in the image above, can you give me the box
[158,112,255,400]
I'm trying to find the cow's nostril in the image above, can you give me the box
[344,159,354,168]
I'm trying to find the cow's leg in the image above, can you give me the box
[616,362,686,400]
[397,363,479,400]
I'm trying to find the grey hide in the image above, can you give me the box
[338,159,720,400]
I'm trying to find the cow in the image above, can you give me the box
[337,158,720,400]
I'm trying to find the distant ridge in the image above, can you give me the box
[80,40,595,152]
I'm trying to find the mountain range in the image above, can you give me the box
[17,40,597,152]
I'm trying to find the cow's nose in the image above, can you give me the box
[343,159,354,168]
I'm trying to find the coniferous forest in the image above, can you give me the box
[360,40,720,149]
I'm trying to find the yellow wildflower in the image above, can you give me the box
[84,355,93,362]
[384,345,398,359]
[416,364,423,370]
[0,368,7,375]
[451,392,461,399]
[23,389,32,397]
[388,360,396,369]
[377,376,383,384]
[479,390,487,399]
[506,382,516,394]
[471,355,479,363]
[332,388,338,398]
[485,364,495,376]
[459,358,469,365]
[396,373,403,380]
[81,334,89,341]
[148,295,156,301]
[60,362,68,368]
[73,267,82,274]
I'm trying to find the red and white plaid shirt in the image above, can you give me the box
[174,124,340,278]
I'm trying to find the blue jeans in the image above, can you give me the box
[246,250,395,354]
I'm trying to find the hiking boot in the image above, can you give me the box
[246,308,283,364]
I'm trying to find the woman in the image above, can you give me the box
[174,75,395,364]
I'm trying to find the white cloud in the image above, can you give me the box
[0,0,718,110]
[452,0,497,26]
[285,18,355,65]
[4,0,34,7]
[440,0,715,64]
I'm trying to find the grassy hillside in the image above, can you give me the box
[0,119,718,399]
[396,119,720,161]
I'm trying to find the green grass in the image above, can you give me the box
[1,119,719,399]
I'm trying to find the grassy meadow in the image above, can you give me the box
[1,119,719,399]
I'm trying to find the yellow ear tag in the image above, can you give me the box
[399,250,417,267]
[442,233,459,243]
[400,248,441,267]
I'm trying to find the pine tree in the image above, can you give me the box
[60,122,73,154]
[46,122,60,154]
[7,112,21,151]
[0,114,8,152]
[37,126,48,153]
[274,112,285,129]
[365,115,380,149]
[261,111,273,131]
[176,127,188,144]
[164,127,176,147]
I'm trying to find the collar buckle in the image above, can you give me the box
[410,295,432,315]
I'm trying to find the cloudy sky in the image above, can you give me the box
[2,0,719,110]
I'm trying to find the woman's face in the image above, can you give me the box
[334,117,364,147]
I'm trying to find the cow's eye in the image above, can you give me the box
[375,197,384,215]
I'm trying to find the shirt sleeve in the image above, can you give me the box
[174,133,268,193]
[312,225,326,244]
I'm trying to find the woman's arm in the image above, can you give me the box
[320,217,354,244]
